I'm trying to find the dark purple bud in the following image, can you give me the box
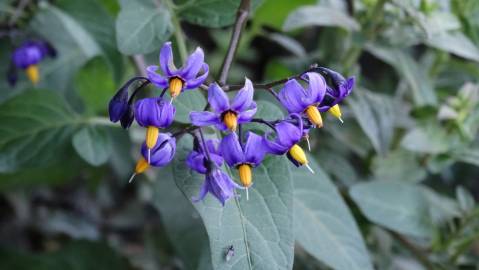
[120,106,134,129]
[109,87,129,122]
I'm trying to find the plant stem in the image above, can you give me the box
[132,55,148,77]
[218,0,251,85]
[163,0,188,62]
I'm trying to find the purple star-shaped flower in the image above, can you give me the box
[189,79,257,131]
[140,133,176,167]
[134,97,176,128]
[193,167,241,206]
[219,132,266,168]
[278,72,327,113]
[314,67,355,112]
[263,118,303,155]
[186,138,223,174]
[146,42,209,97]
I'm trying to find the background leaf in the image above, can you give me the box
[294,156,373,270]
[170,135,294,270]
[72,126,113,166]
[283,5,360,32]
[174,90,207,124]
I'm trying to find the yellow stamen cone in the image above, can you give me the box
[305,105,323,128]
[223,111,238,131]
[25,65,39,85]
[289,144,314,174]
[169,77,183,99]
[328,104,343,123]
[129,158,150,183]
[145,126,159,163]
[238,164,252,187]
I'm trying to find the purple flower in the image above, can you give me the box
[147,42,209,98]
[315,67,355,122]
[140,133,176,167]
[11,40,55,69]
[193,167,241,206]
[189,79,257,131]
[220,132,265,168]
[219,132,266,189]
[134,97,176,128]
[186,139,223,174]
[278,72,327,128]
[134,97,175,163]
[9,40,55,85]
[263,120,302,155]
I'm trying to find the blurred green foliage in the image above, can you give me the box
[0,0,479,269]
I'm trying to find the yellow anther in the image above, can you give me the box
[129,158,150,183]
[238,164,252,187]
[305,105,323,128]
[223,111,238,131]
[328,104,343,123]
[25,65,39,85]
[169,77,183,98]
[288,144,308,165]
[146,126,159,149]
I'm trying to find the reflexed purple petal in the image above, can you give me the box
[146,66,168,88]
[192,180,209,202]
[219,133,245,166]
[340,76,355,97]
[206,169,239,205]
[278,79,308,113]
[302,72,327,104]
[189,111,220,127]
[184,63,209,90]
[159,42,176,76]
[275,121,302,147]
[263,136,289,155]
[187,151,207,174]
[140,134,176,166]
[215,122,228,131]
[243,132,265,166]
[178,47,204,80]
[237,102,257,123]
[134,97,175,128]
[205,139,220,155]
[208,83,229,113]
[230,78,254,112]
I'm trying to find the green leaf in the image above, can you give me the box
[244,100,284,133]
[283,5,360,32]
[55,0,124,81]
[365,44,437,106]
[74,57,115,115]
[0,90,78,173]
[253,0,315,29]
[350,181,434,238]
[347,89,395,155]
[170,135,294,270]
[116,0,173,55]
[179,0,263,28]
[372,150,426,183]
[30,4,101,92]
[294,156,373,270]
[0,240,130,270]
[400,125,449,154]
[72,126,113,166]
[175,90,207,124]
[426,32,479,62]
[151,166,212,270]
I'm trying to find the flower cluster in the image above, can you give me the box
[8,40,56,86]
[109,42,354,206]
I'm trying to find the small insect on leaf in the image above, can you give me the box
[225,245,235,262]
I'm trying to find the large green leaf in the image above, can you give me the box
[350,181,434,238]
[365,44,437,106]
[253,0,315,29]
[72,126,113,166]
[151,166,212,270]
[30,4,101,92]
[116,0,173,55]
[293,156,373,270]
[175,90,207,123]
[426,32,479,62]
[178,0,263,28]
[55,0,124,81]
[400,124,450,154]
[0,90,78,173]
[170,136,294,270]
[283,5,360,31]
[0,240,130,270]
